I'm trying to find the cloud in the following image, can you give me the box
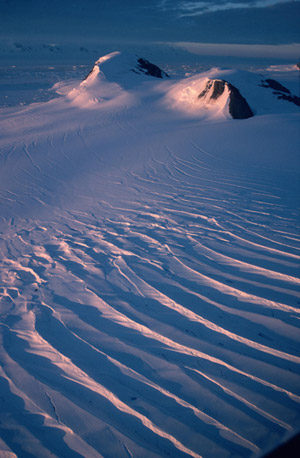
[1,0,299,46]
[158,0,299,17]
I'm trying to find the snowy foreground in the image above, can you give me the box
[0,52,300,458]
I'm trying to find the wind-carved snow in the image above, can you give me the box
[0,52,299,458]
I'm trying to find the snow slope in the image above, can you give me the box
[0,52,299,458]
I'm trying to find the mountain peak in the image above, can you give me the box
[198,79,254,119]
[82,51,169,87]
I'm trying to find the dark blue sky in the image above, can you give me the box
[1,0,299,45]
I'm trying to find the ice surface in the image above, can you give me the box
[0,52,299,458]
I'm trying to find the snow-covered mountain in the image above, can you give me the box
[63,52,300,119]
[64,52,170,108]
[87,51,170,81]
[197,79,254,119]
[165,66,300,119]
[0,52,299,458]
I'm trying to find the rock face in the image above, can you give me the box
[134,58,170,78]
[198,79,254,119]
[261,78,291,94]
[260,78,300,107]
[227,82,254,119]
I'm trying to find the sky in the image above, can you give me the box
[0,0,299,59]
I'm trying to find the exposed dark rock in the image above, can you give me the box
[227,82,254,119]
[260,79,291,94]
[260,78,300,106]
[83,54,170,83]
[198,79,253,119]
[82,66,96,82]
[263,431,300,458]
[136,58,170,79]
[276,93,300,107]
[210,80,227,99]
[198,81,213,98]
[198,80,228,100]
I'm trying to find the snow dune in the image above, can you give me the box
[0,52,299,457]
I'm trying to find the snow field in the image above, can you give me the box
[0,53,299,457]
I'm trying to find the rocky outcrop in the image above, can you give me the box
[260,78,300,107]
[134,58,170,78]
[260,79,290,94]
[227,82,254,119]
[198,79,254,119]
